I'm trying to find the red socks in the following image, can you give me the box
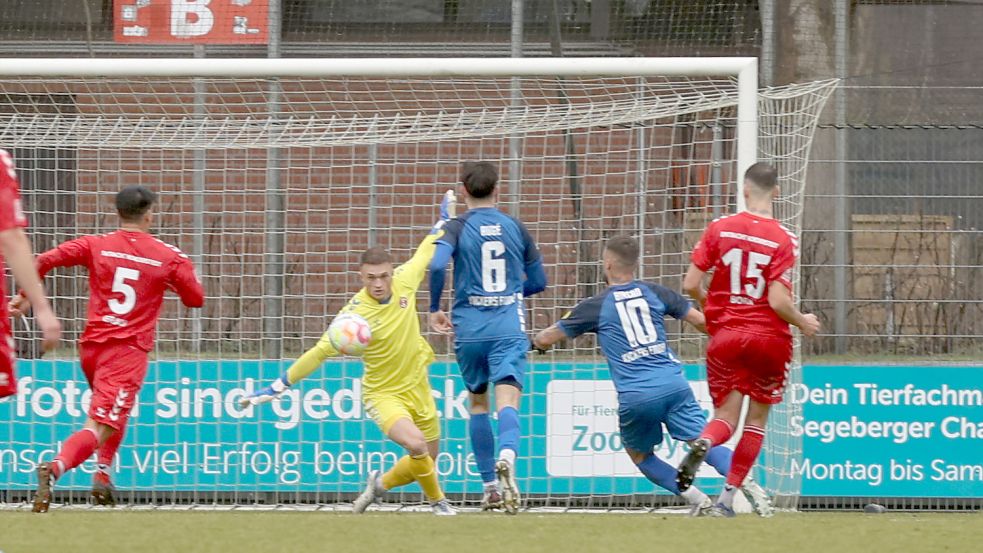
[726,424,765,487]
[52,428,99,479]
[700,418,735,446]
[97,427,125,468]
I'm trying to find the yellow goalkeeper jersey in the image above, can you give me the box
[286,233,438,395]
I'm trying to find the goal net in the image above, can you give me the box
[0,58,835,511]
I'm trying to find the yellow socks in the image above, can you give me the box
[408,453,445,502]
[381,455,416,490]
[380,454,445,502]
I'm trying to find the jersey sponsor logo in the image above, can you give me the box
[479,224,502,237]
[100,250,163,267]
[729,295,755,305]
[399,296,408,309]
[719,230,779,249]
[620,342,667,363]
[468,294,517,307]
[102,314,130,327]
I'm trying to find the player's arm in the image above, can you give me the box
[682,264,708,308]
[684,224,716,307]
[0,150,61,349]
[646,282,707,335]
[428,193,461,334]
[167,256,205,308]
[768,282,820,337]
[239,319,342,408]
[9,237,90,317]
[766,235,820,336]
[532,295,602,352]
[0,228,61,350]
[682,308,707,335]
[397,191,457,290]
[519,221,547,297]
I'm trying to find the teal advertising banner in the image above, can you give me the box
[1,361,980,497]
[789,365,983,497]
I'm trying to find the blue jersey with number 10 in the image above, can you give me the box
[558,281,692,402]
[437,207,541,342]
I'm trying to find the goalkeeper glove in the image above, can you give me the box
[239,373,290,408]
[430,189,456,234]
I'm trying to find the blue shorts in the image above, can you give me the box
[454,337,528,394]
[618,386,707,454]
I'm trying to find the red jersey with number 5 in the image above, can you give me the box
[36,230,204,352]
[691,211,799,337]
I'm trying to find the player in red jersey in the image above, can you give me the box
[675,162,820,517]
[10,185,205,512]
[0,148,61,397]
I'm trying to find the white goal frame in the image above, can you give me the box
[0,56,759,211]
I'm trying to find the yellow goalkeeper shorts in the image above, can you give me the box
[363,377,440,443]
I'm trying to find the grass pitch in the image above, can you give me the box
[0,510,979,553]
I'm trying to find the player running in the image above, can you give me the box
[0,149,61,399]
[675,162,820,517]
[532,236,771,516]
[241,192,457,516]
[428,161,546,514]
[12,185,204,512]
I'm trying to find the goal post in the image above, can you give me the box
[0,57,835,511]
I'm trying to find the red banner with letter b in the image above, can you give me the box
[114,0,269,44]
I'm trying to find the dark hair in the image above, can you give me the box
[604,235,640,268]
[116,185,157,222]
[744,162,778,191]
[460,161,498,199]
[360,247,392,266]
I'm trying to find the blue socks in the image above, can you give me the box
[497,406,520,460]
[471,407,521,484]
[469,413,496,483]
[637,454,680,494]
[706,445,733,477]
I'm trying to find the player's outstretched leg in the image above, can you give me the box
[34,426,102,513]
[675,437,710,492]
[352,470,385,514]
[633,451,713,516]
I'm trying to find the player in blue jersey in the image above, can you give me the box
[532,236,773,516]
[428,161,547,514]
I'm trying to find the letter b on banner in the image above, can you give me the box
[171,0,215,38]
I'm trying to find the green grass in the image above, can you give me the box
[0,511,979,553]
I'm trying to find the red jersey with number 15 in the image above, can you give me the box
[690,211,799,338]
[36,230,204,352]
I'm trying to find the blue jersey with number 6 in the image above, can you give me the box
[437,207,541,342]
[558,281,692,401]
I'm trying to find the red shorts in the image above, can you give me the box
[80,340,149,431]
[706,328,792,407]
[0,333,15,398]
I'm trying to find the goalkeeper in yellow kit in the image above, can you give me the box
[240,191,457,516]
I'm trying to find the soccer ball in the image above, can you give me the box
[327,313,372,356]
